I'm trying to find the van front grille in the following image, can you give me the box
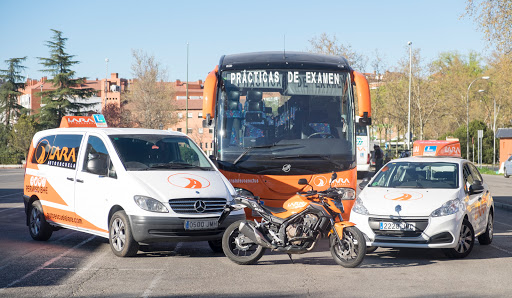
[169,198,226,214]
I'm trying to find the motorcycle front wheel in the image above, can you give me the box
[222,220,266,265]
[330,226,366,268]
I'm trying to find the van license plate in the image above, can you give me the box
[184,220,218,230]
[379,222,416,231]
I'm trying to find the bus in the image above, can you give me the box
[202,51,371,219]
[355,116,371,175]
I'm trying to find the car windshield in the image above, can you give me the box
[214,69,355,175]
[109,134,214,171]
[369,162,459,189]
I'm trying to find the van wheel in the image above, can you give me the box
[109,211,139,257]
[208,239,224,253]
[28,200,53,241]
[443,219,474,258]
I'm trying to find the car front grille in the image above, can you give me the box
[169,198,227,214]
[369,217,429,238]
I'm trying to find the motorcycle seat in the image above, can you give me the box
[261,204,287,214]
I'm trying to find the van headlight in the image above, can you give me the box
[134,195,169,213]
[352,197,369,215]
[430,198,463,217]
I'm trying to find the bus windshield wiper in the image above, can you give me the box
[271,154,344,169]
[233,143,299,165]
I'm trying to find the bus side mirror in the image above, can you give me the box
[352,71,372,126]
[359,112,372,126]
[298,178,308,185]
[359,177,370,190]
[202,66,218,125]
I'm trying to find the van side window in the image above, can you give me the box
[83,136,116,178]
[31,134,82,169]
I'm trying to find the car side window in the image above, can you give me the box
[468,163,483,183]
[83,135,116,178]
[462,164,474,187]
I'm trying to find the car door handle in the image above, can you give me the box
[76,179,84,183]
[66,177,74,181]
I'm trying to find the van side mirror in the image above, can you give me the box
[86,154,109,176]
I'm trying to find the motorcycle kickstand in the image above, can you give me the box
[287,253,294,264]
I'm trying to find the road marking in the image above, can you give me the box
[142,273,164,298]
[0,206,24,214]
[495,220,512,228]
[491,244,512,255]
[0,235,95,292]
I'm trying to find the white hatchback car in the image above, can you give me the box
[351,140,494,258]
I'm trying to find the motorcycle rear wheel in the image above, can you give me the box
[330,226,366,268]
[222,220,266,265]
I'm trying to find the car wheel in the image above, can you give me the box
[478,213,493,245]
[109,210,139,257]
[443,218,474,258]
[28,200,53,241]
[208,239,224,253]
[505,168,510,178]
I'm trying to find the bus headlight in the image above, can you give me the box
[134,195,169,213]
[352,197,369,215]
[333,188,356,200]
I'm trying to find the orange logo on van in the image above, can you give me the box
[168,173,211,189]
[384,191,423,201]
[34,139,77,168]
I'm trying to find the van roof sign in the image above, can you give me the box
[412,140,461,158]
[59,114,108,128]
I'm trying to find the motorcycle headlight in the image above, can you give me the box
[430,198,463,217]
[235,188,254,198]
[352,197,369,215]
[134,195,169,213]
[333,188,356,200]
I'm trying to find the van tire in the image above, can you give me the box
[109,211,139,257]
[28,200,53,241]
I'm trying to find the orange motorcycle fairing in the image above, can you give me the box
[271,195,310,219]
[332,221,356,238]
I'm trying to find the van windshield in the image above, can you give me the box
[109,134,214,171]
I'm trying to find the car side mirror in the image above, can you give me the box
[469,181,484,195]
[359,177,370,190]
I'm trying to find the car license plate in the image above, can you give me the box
[379,221,416,231]
[184,219,218,230]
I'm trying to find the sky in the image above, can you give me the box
[0,0,488,82]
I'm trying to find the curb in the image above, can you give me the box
[0,165,23,169]
[495,201,512,212]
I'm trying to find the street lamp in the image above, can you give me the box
[407,41,412,150]
[466,76,490,160]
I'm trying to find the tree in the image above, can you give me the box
[38,29,96,129]
[10,114,38,160]
[464,0,512,53]
[308,33,367,71]
[0,57,26,126]
[123,50,178,129]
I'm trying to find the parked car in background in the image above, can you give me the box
[504,155,512,178]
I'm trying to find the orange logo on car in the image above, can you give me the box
[384,191,423,201]
[168,173,211,189]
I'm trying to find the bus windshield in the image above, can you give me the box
[214,69,355,175]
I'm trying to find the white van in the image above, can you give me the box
[23,115,245,257]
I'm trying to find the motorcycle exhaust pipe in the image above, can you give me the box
[239,221,273,249]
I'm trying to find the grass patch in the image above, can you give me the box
[478,167,500,175]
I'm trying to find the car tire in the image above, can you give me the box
[109,210,139,257]
[28,200,53,241]
[208,239,224,253]
[443,218,474,259]
[478,212,493,245]
[505,168,510,178]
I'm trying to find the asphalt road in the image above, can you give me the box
[1,168,512,297]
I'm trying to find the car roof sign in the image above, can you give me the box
[59,114,108,128]
[412,140,461,157]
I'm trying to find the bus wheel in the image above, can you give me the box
[109,211,139,257]
[28,200,53,241]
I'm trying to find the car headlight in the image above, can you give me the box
[352,197,369,215]
[134,195,169,213]
[430,198,463,217]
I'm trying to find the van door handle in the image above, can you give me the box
[76,179,84,183]
[67,177,74,181]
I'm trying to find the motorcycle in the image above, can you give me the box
[218,173,366,268]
